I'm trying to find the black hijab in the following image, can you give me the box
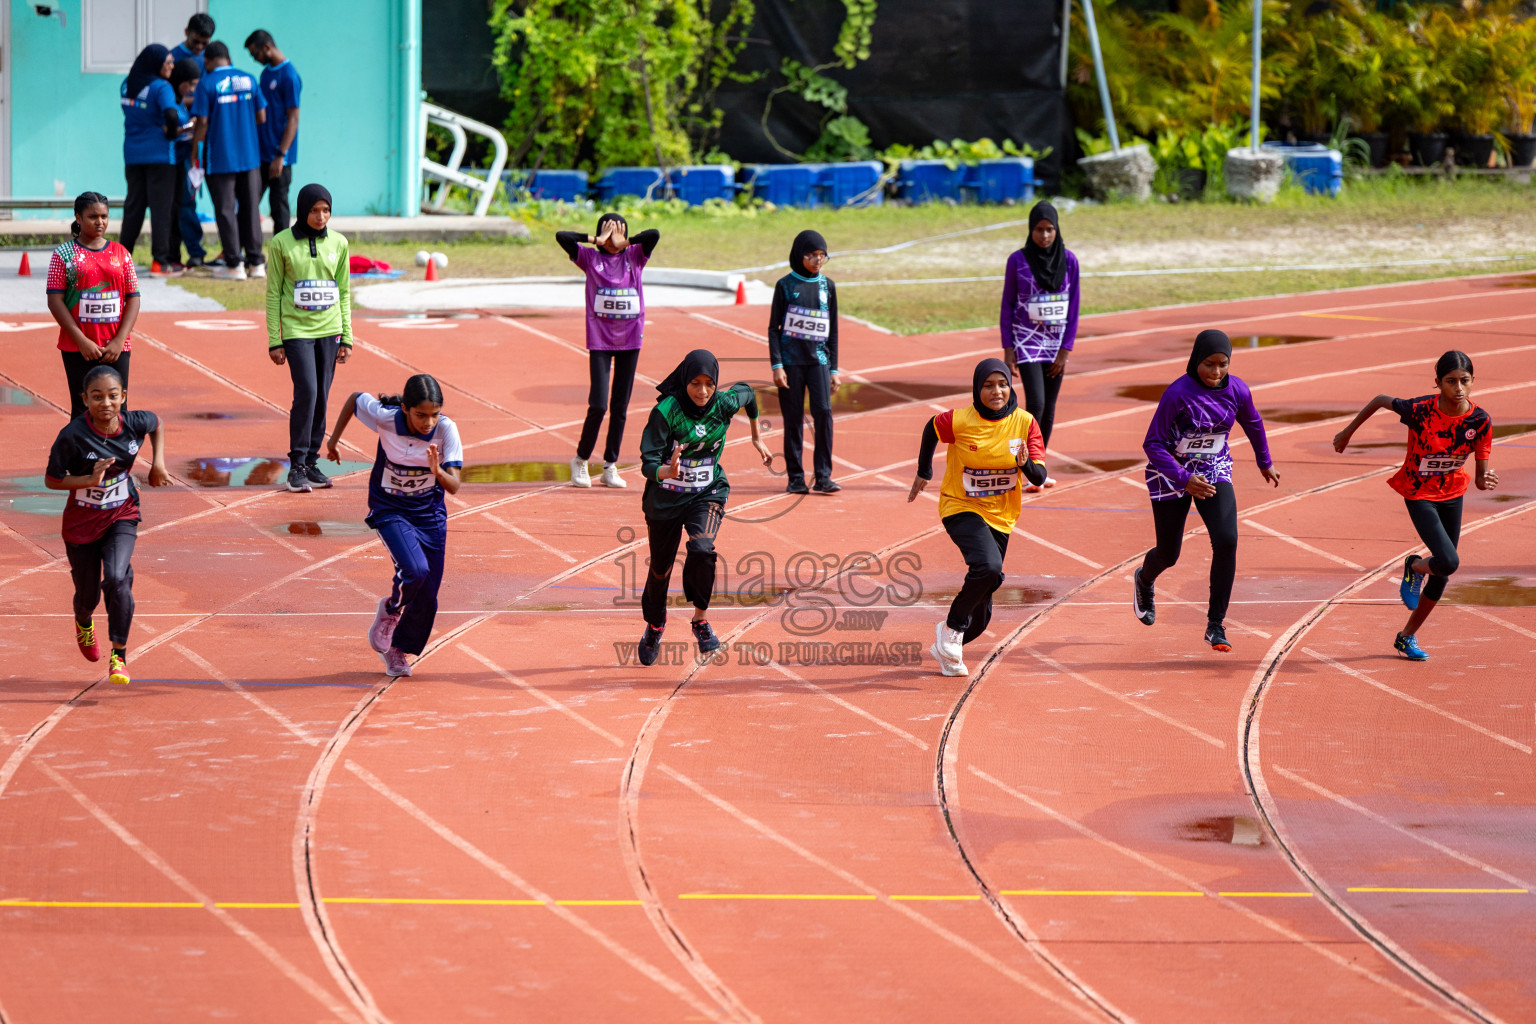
[170,57,200,95]
[657,349,720,409]
[1187,329,1233,388]
[972,357,1019,421]
[1022,201,1066,292]
[291,184,332,242]
[789,229,828,278]
[126,44,170,98]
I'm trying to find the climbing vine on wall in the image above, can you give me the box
[763,0,880,161]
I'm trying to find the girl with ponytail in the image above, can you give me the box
[46,193,141,419]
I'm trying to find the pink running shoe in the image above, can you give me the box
[369,597,402,653]
[380,647,412,678]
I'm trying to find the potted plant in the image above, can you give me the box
[1440,7,1505,168]
[1500,14,1536,167]
[1403,9,1456,165]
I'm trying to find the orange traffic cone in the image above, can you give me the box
[424,258,438,282]
[17,252,31,277]
[734,279,747,304]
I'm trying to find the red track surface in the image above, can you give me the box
[2,276,1533,1022]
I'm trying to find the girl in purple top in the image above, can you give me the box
[556,213,661,489]
[1000,201,1079,490]
[1132,330,1280,653]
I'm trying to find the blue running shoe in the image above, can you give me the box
[638,623,664,666]
[690,619,721,655]
[1394,633,1429,661]
[1400,554,1424,610]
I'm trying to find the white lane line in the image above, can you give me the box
[1242,519,1366,571]
[766,662,929,751]
[33,762,366,1024]
[497,316,662,386]
[1454,606,1536,641]
[968,765,1472,1023]
[171,644,321,745]
[485,513,578,563]
[343,760,735,1023]
[1117,475,1146,491]
[1012,528,1102,570]
[459,646,625,746]
[1302,648,1531,755]
[1272,766,1536,892]
[1028,651,1225,749]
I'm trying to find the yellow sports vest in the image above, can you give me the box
[937,406,1039,533]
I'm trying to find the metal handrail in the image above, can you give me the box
[419,102,508,218]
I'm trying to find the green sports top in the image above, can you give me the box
[639,382,759,517]
[264,227,353,348]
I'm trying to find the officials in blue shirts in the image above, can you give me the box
[168,58,204,269]
[245,30,301,233]
[191,41,267,281]
[169,12,215,73]
[119,44,180,276]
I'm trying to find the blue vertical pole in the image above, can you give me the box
[1251,0,1263,150]
[1079,0,1120,152]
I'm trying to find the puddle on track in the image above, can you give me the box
[753,380,960,415]
[1448,576,1536,607]
[276,520,371,537]
[188,411,239,420]
[1116,384,1169,402]
[1493,422,1536,439]
[1180,815,1264,846]
[0,387,34,405]
[1222,334,1328,348]
[184,457,372,486]
[1261,408,1354,424]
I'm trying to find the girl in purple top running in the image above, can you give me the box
[1132,330,1280,653]
[556,213,661,489]
[1000,200,1079,491]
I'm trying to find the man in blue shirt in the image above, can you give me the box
[245,30,301,233]
[168,13,214,72]
[190,41,267,281]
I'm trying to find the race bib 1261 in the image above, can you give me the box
[593,287,640,319]
[1025,291,1069,325]
[1176,431,1228,457]
[77,291,122,324]
[962,465,1018,497]
[293,279,338,311]
[783,305,830,342]
[660,456,714,492]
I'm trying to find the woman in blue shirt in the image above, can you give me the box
[118,45,181,277]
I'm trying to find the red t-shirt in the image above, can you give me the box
[45,240,139,352]
[1387,395,1492,501]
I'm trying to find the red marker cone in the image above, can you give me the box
[17,252,31,277]
[424,258,439,282]
[734,279,747,305]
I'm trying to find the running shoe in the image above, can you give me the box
[785,479,810,495]
[75,620,100,662]
[1133,568,1156,626]
[380,647,412,677]
[600,463,627,488]
[286,468,312,493]
[570,457,592,488]
[210,263,247,280]
[1043,476,1058,488]
[638,623,664,666]
[108,651,130,686]
[304,463,334,488]
[185,256,205,269]
[1400,554,1425,611]
[934,620,964,662]
[930,624,968,677]
[812,479,842,493]
[249,264,267,280]
[1204,621,1232,653]
[691,619,721,655]
[368,597,402,653]
[1394,633,1429,661]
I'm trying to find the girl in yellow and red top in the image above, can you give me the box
[1333,350,1497,661]
[909,357,1047,676]
[46,192,141,421]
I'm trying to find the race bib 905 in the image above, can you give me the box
[1176,432,1228,457]
[593,287,640,319]
[783,305,830,342]
[1025,291,1069,325]
[381,462,437,497]
[660,457,714,493]
[77,291,122,324]
[74,473,129,509]
[1418,453,1469,475]
[962,466,1018,497]
[293,279,338,311]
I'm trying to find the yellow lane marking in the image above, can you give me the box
[678,893,877,901]
[0,900,205,908]
[323,897,544,906]
[1347,887,1528,894]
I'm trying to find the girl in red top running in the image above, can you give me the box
[1333,350,1497,661]
[45,192,141,420]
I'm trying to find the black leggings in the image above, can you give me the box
[641,499,724,627]
[66,520,137,648]
[1140,481,1238,623]
[62,349,131,421]
[1015,359,1063,448]
[779,363,835,485]
[578,349,641,464]
[943,511,1011,645]
[120,163,177,267]
[1406,496,1462,603]
[283,337,340,467]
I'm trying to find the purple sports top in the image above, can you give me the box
[576,243,649,351]
[1143,373,1273,501]
[999,248,1080,363]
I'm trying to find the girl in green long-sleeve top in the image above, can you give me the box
[266,183,352,493]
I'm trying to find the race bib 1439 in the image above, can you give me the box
[783,305,830,342]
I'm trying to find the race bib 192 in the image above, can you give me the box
[593,287,640,319]
[783,305,830,342]
[660,456,714,493]
[1025,291,1069,325]
[293,279,339,311]
[1176,431,1228,457]
[962,465,1018,497]
[74,473,129,509]
[1418,453,1468,475]
[77,291,122,324]
[381,462,437,497]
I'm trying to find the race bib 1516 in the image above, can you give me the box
[593,287,640,319]
[962,465,1018,497]
[293,279,338,311]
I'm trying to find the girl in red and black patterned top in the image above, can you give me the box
[1333,350,1498,661]
[45,192,141,420]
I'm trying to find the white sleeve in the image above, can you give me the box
[439,417,464,467]
[353,393,388,434]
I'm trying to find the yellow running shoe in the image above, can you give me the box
[108,651,130,686]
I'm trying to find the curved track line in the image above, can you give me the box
[1238,498,1536,1024]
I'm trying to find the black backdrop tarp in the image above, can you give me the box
[714,0,1068,187]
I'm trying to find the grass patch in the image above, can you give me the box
[157,173,1536,334]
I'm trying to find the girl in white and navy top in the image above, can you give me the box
[326,374,463,678]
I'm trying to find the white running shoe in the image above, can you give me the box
[369,596,402,653]
[210,264,247,280]
[931,621,968,675]
[930,640,968,677]
[380,647,412,677]
[1043,476,1058,488]
[249,264,267,279]
[1023,482,1043,493]
[600,462,627,488]
[570,457,592,488]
